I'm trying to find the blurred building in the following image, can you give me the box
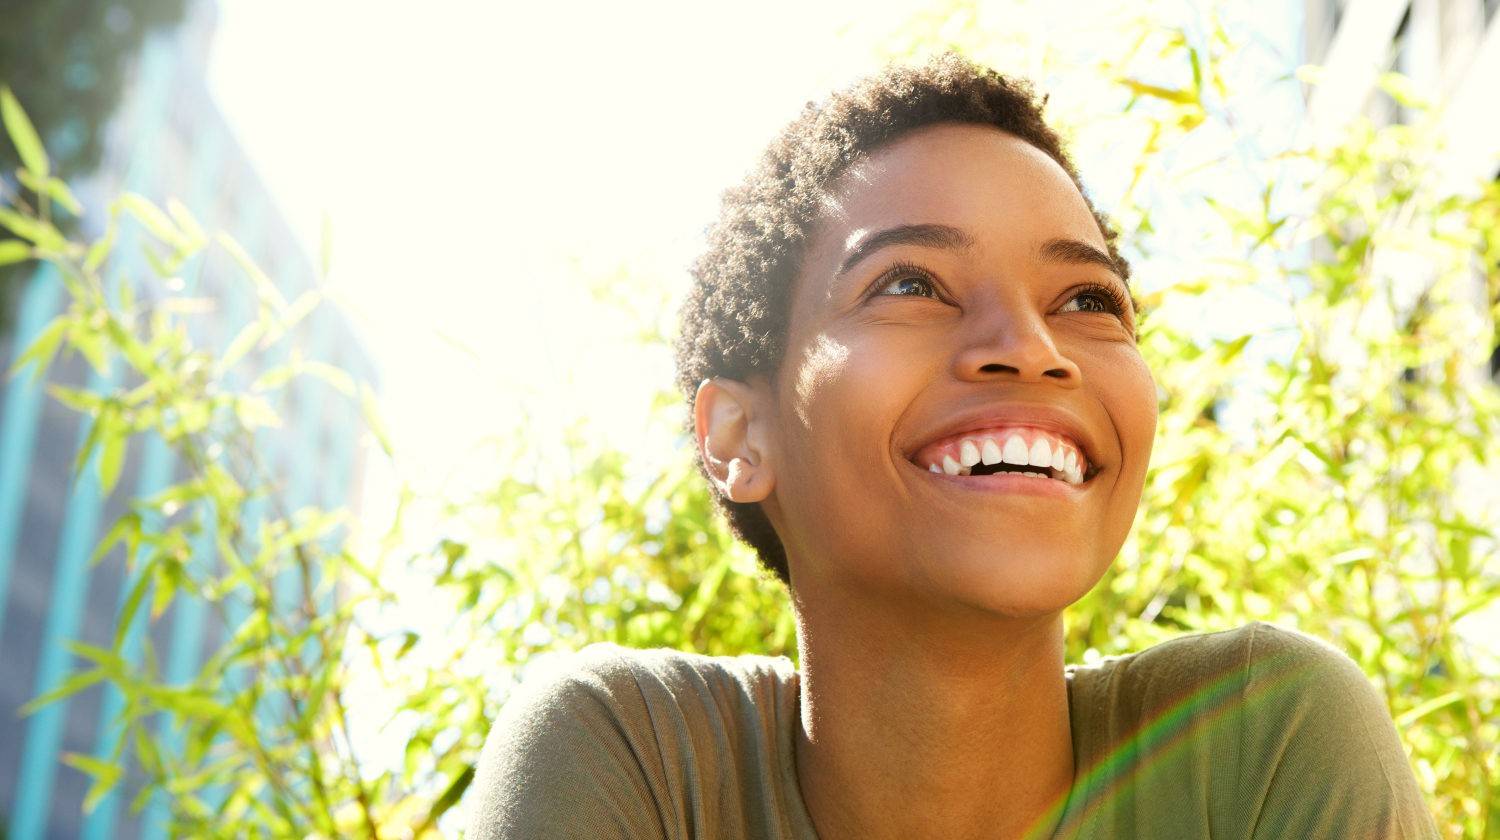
[0,4,374,839]
[1301,0,1500,380]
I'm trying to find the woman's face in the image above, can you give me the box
[760,122,1157,617]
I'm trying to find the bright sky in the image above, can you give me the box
[206,0,941,499]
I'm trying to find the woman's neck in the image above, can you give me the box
[791,583,1074,840]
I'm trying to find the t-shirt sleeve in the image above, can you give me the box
[1238,624,1439,840]
[465,647,670,840]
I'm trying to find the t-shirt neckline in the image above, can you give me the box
[771,662,1096,840]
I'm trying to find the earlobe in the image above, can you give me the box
[724,457,765,503]
[694,377,775,504]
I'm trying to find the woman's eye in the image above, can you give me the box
[876,274,937,298]
[1058,285,1127,316]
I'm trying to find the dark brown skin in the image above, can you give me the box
[694,124,1158,840]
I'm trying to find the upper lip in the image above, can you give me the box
[902,403,1105,472]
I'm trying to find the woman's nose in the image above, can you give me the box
[951,306,1081,385]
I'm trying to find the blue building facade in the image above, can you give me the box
[0,6,374,839]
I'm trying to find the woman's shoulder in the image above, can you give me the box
[1068,621,1362,696]
[478,642,798,771]
[1066,621,1391,768]
[467,644,804,839]
[507,642,798,715]
[1072,619,1332,665]
[1062,622,1438,839]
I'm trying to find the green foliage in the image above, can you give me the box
[3,5,1498,838]
[1,86,49,181]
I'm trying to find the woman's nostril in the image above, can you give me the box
[974,363,1071,378]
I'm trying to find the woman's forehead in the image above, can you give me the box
[809,123,1106,262]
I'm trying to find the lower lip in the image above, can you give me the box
[915,465,1086,497]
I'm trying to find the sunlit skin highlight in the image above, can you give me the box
[694,123,1158,839]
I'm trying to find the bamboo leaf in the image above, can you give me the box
[165,198,206,246]
[84,223,117,274]
[299,664,336,733]
[0,239,31,266]
[119,193,186,249]
[279,289,321,333]
[112,567,153,652]
[151,557,180,620]
[9,314,67,381]
[69,321,111,375]
[216,232,288,314]
[103,313,158,379]
[215,320,266,375]
[48,384,106,413]
[0,207,65,250]
[1,86,49,179]
[17,169,83,215]
[46,177,83,215]
[61,753,124,814]
[1394,691,1463,727]
[251,362,297,393]
[279,506,346,551]
[93,511,143,566]
[64,641,128,672]
[133,729,163,779]
[140,242,177,278]
[234,394,282,430]
[99,424,127,495]
[304,360,355,396]
[412,764,475,837]
[1118,77,1198,105]
[18,669,108,716]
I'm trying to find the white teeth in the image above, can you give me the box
[1002,435,1029,465]
[1062,450,1085,485]
[1029,437,1052,467]
[923,432,1088,484]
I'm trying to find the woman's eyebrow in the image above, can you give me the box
[1037,237,1124,278]
[836,223,975,278]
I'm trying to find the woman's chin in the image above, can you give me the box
[907,542,1110,620]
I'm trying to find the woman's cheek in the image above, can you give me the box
[1111,349,1158,486]
[790,333,852,428]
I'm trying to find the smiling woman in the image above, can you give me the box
[466,53,1439,840]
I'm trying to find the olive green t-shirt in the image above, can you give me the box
[466,623,1438,839]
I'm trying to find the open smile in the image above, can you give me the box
[908,425,1098,488]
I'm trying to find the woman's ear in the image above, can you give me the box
[694,377,775,504]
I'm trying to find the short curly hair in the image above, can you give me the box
[674,52,1129,585]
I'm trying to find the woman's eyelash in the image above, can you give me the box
[869,261,941,299]
[1069,282,1132,316]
